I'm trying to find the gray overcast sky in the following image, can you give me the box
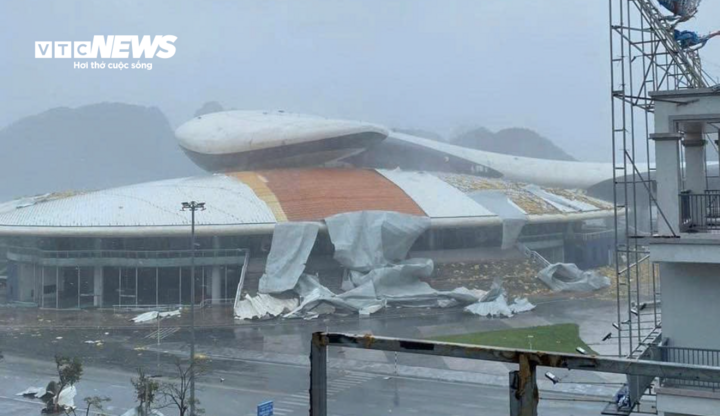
[2,0,720,162]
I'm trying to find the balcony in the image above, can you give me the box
[680,190,720,233]
[661,346,720,391]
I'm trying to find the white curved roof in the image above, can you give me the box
[390,132,624,189]
[377,169,494,218]
[0,169,612,237]
[0,175,276,228]
[176,110,389,155]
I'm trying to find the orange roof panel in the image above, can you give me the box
[256,168,426,221]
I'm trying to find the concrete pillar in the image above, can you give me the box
[93,239,104,307]
[211,267,221,304]
[682,132,707,193]
[211,236,221,304]
[650,133,683,236]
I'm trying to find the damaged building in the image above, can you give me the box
[0,168,613,310]
[0,111,615,310]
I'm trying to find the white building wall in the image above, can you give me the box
[660,262,720,350]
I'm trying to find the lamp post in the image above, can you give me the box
[181,201,205,416]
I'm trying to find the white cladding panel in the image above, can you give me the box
[377,169,495,218]
[0,175,277,227]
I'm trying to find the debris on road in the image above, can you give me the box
[538,263,610,292]
[464,277,536,318]
[17,387,47,398]
[131,309,181,323]
[234,293,298,320]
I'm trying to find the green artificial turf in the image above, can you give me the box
[433,323,596,355]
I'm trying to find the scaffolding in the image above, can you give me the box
[609,0,709,362]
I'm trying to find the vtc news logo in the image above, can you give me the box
[35,35,177,59]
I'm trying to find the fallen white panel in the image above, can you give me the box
[57,385,76,410]
[131,309,181,323]
[234,293,298,320]
[464,278,535,318]
[131,311,159,323]
[258,222,320,294]
[510,298,536,314]
[377,169,495,218]
[468,190,528,249]
[17,387,46,398]
[159,309,181,319]
[538,263,611,292]
[326,211,431,272]
[465,294,514,317]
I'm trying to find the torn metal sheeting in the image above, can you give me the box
[463,277,535,318]
[234,293,299,320]
[238,211,537,320]
[537,263,611,292]
[326,211,431,272]
[57,385,77,410]
[131,309,181,323]
[17,387,47,398]
[467,190,528,250]
[258,222,320,294]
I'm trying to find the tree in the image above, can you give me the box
[131,368,160,416]
[78,396,110,416]
[43,355,83,414]
[158,359,203,416]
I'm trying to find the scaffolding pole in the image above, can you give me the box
[609,0,709,366]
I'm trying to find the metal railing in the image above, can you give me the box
[516,243,551,268]
[113,304,183,313]
[679,190,720,232]
[310,332,720,416]
[6,246,247,260]
[573,228,616,242]
[661,346,720,390]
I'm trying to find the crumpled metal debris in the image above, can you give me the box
[234,293,299,320]
[464,278,535,318]
[57,385,76,410]
[17,387,47,398]
[236,211,537,320]
[131,309,181,323]
[538,263,611,292]
[257,222,320,294]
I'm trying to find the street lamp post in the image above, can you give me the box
[181,201,205,416]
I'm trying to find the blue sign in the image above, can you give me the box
[257,400,273,416]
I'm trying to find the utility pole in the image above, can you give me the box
[181,201,205,416]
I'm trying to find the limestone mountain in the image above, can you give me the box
[0,103,201,199]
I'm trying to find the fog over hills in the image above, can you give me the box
[0,102,576,200]
[450,127,577,161]
[0,103,201,200]
[394,126,576,161]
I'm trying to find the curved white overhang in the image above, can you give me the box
[176,110,389,155]
[390,132,625,189]
[0,210,612,238]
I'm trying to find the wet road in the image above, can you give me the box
[0,353,607,416]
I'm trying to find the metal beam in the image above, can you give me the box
[310,333,328,416]
[320,333,720,382]
[509,355,538,416]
